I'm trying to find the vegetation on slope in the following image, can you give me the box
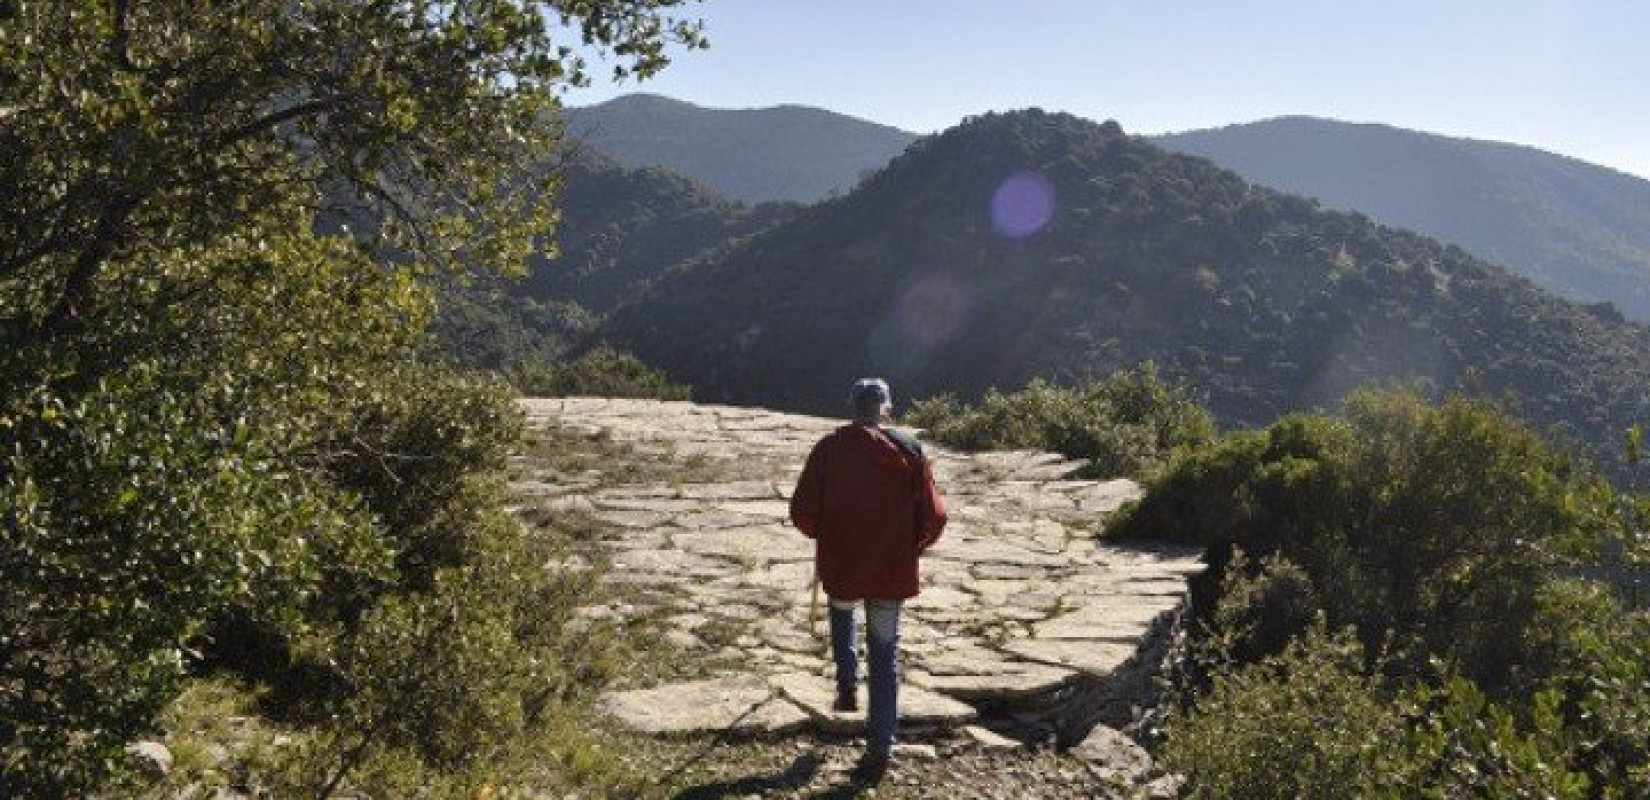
[432,146,791,383]
[511,347,692,400]
[0,0,703,795]
[598,109,1650,486]
[1156,117,1650,322]
[906,364,1214,479]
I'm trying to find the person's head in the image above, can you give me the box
[850,378,892,424]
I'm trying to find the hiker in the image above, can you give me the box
[789,378,948,771]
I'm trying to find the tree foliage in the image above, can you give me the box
[0,0,704,794]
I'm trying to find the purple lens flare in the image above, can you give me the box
[990,171,1056,238]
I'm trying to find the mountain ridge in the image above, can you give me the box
[594,109,1650,482]
[564,93,919,204]
[1152,116,1650,321]
[566,94,1650,323]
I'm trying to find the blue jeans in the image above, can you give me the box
[828,598,901,757]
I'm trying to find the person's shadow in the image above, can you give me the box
[667,750,884,800]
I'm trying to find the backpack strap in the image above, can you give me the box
[876,425,925,463]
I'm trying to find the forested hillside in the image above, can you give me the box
[598,110,1650,481]
[434,146,795,370]
[565,93,918,203]
[1155,117,1650,321]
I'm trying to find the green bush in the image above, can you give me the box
[1162,623,1412,799]
[906,364,1214,478]
[288,511,620,797]
[1202,550,1321,666]
[1136,388,1650,794]
[1114,388,1599,693]
[511,346,691,400]
[1164,623,1594,800]
[0,228,617,796]
[1,235,414,795]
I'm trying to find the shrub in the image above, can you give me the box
[905,363,1214,478]
[1162,623,1410,799]
[1203,550,1321,666]
[0,230,617,795]
[511,347,691,400]
[1113,388,1601,693]
[0,236,413,795]
[1164,623,1593,800]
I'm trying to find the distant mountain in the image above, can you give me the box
[597,110,1650,481]
[1154,118,1650,321]
[563,94,919,204]
[434,147,795,369]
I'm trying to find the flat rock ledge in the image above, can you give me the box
[516,397,1203,745]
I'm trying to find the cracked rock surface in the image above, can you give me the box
[514,398,1202,756]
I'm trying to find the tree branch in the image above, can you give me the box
[108,0,134,70]
[214,97,339,149]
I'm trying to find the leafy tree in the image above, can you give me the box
[1,0,704,334]
[0,0,705,794]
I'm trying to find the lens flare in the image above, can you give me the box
[990,171,1055,238]
[896,271,973,348]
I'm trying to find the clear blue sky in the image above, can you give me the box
[563,0,1650,179]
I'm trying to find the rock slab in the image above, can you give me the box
[515,398,1205,739]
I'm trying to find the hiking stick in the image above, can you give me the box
[809,567,821,637]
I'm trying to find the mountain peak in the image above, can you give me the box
[596,110,1650,485]
[564,94,919,203]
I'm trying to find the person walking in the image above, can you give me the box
[789,378,948,774]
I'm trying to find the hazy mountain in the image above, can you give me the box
[1154,117,1650,321]
[563,93,919,204]
[597,110,1650,479]
[434,147,795,369]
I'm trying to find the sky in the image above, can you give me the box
[562,1,1650,180]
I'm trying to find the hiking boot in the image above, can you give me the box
[851,751,889,783]
[832,687,858,712]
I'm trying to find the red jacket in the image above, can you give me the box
[789,424,948,600]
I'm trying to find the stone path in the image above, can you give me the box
[513,398,1203,749]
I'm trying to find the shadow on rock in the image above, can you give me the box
[670,751,827,800]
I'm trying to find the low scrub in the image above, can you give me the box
[1126,388,1650,794]
[1163,622,1595,800]
[906,364,1214,478]
[511,347,691,400]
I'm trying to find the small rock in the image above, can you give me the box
[960,724,1021,750]
[664,629,703,650]
[598,675,808,735]
[1142,773,1184,799]
[1067,724,1152,785]
[125,741,172,775]
[890,742,938,760]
